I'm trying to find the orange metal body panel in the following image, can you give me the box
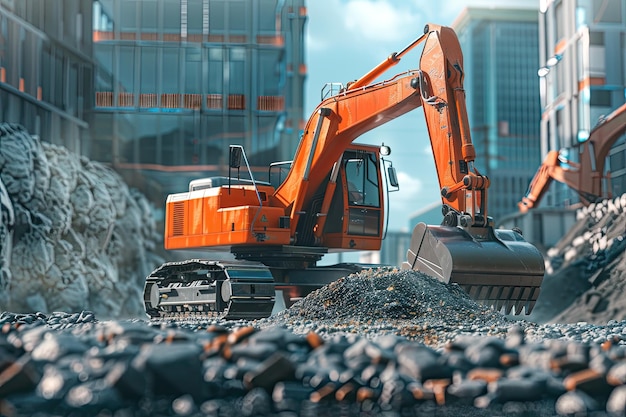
[322,234,382,252]
[164,185,291,250]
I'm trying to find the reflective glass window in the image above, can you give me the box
[229,47,245,95]
[162,48,180,94]
[95,44,113,90]
[118,46,135,93]
[188,0,204,35]
[229,1,246,32]
[163,0,181,33]
[209,0,225,32]
[0,16,5,71]
[207,48,223,95]
[258,50,281,96]
[258,0,276,32]
[54,52,63,107]
[593,0,622,23]
[120,0,139,32]
[140,47,157,94]
[205,115,226,163]
[141,0,158,32]
[185,47,201,92]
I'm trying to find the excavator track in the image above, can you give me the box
[143,259,275,320]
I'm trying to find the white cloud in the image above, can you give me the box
[390,171,422,204]
[386,171,430,230]
[342,0,420,43]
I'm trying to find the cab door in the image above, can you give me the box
[343,150,382,237]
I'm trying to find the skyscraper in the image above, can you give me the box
[0,0,94,153]
[453,7,542,221]
[538,0,626,205]
[90,0,306,204]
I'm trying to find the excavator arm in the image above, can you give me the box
[400,25,544,315]
[274,24,490,238]
[520,102,626,212]
[418,24,489,226]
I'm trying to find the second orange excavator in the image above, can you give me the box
[519,102,626,212]
[144,24,545,320]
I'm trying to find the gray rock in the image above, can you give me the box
[0,123,163,318]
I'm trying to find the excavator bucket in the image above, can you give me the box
[402,223,544,315]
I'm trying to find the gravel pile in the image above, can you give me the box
[260,268,515,347]
[529,193,626,324]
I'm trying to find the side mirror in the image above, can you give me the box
[388,166,399,188]
[380,143,391,156]
[229,146,243,169]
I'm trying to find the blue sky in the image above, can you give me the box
[304,0,538,231]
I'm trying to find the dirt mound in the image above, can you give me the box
[272,267,513,329]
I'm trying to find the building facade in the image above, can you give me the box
[453,8,543,220]
[91,0,307,204]
[539,0,626,205]
[0,0,94,153]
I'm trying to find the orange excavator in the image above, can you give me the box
[519,102,626,212]
[144,24,544,320]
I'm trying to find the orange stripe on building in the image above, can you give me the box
[554,38,567,55]
[578,76,605,91]
[93,31,114,42]
[229,35,247,43]
[140,33,158,41]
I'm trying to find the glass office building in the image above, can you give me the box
[0,0,94,153]
[453,8,543,220]
[91,0,306,205]
[539,0,626,205]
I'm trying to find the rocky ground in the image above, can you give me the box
[3,269,626,417]
[1,123,626,416]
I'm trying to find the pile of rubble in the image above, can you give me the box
[0,123,163,318]
[529,193,626,324]
[263,268,516,347]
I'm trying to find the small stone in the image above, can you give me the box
[555,390,601,415]
[487,378,545,402]
[607,384,626,415]
[243,352,296,391]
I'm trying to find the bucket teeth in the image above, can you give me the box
[462,284,541,315]
[404,223,545,316]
